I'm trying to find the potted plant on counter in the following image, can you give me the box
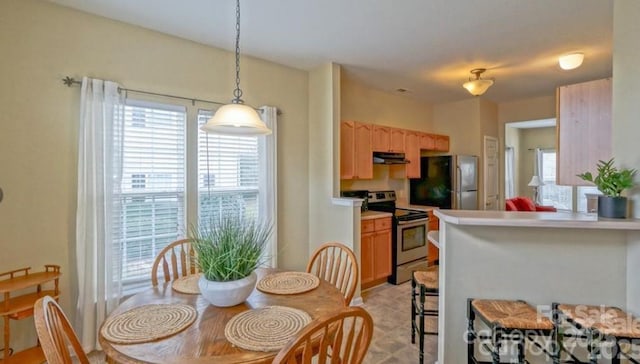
[577,158,637,218]
[190,215,272,307]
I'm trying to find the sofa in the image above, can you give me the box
[505,197,557,212]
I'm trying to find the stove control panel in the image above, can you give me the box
[368,190,396,203]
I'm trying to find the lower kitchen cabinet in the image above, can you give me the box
[427,211,439,265]
[361,217,392,289]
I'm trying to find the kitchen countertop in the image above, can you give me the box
[396,204,438,212]
[361,210,392,220]
[434,209,640,230]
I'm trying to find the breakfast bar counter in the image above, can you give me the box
[433,209,640,363]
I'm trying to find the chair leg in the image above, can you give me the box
[411,274,417,344]
[467,299,476,364]
[587,329,598,364]
[492,326,502,364]
[419,285,426,364]
[517,335,525,364]
[551,302,561,364]
[612,340,621,364]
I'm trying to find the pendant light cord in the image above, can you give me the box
[232,0,243,104]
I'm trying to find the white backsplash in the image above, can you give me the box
[340,165,410,203]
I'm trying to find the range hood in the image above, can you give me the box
[373,152,409,164]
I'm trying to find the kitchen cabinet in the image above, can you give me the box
[390,128,405,152]
[427,211,439,265]
[404,131,421,178]
[1,265,61,364]
[557,78,612,185]
[434,134,450,152]
[361,217,392,289]
[340,121,373,180]
[419,133,435,150]
[371,125,391,152]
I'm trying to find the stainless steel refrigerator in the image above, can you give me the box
[409,155,478,209]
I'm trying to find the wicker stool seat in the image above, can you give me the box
[554,302,640,363]
[468,299,554,364]
[411,265,439,364]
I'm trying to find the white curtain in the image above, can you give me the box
[75,77,124,351]
[258,106,278,268]
[505,147,515,199]
[534,148,544,204]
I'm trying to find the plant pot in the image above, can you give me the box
[198,271,257,307]
[597,195,628,219]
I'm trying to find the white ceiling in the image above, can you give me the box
[47,0,613,104]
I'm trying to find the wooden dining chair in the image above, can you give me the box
[34,296,90,364]
[151,238,198,287]
[306,242,359,305]
[272,307,374,364]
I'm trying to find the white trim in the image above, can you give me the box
[332,197,363,207]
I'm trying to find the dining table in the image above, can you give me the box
[99,268,346,364]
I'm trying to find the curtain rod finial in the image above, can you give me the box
[62,76,76,87]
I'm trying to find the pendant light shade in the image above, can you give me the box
[202,103,271,135]
[462,68,494,96]
[201,0,272,136]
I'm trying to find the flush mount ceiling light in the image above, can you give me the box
[462,68,494,96]
[201,0,271,135]
[558,52,584,70]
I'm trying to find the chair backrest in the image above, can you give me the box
[306,242,358,305]
[34,296,89,364]
[151,238,198,287]
[272,307,374,364]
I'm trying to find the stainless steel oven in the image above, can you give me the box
[367,191,431,284]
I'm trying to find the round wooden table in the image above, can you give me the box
[99,269,346,364]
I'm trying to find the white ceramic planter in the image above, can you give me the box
[198,271,257,307]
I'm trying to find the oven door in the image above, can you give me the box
[396,218,428,265]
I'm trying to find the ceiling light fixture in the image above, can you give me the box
[462,68,494,96]
[201,0,271,135]
[558,52,584,70]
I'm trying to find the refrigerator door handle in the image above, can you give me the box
[456,166,462,209]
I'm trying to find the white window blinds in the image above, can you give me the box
[114,100,186,291]
[197,110,259,226]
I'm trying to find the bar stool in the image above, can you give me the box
[553,302,640,364]
[467,299,554,364]
[411,265,439,364]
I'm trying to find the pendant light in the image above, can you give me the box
[201,0,272,135]
[462,68,494,96]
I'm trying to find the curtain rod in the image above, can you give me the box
[62,76,281,115]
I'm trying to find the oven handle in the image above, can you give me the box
[397,217,429,226]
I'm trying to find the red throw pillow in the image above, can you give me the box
[512,197,536,211]
[535,205,557,212]
[505,200,518,211]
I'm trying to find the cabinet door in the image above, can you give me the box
[405,131,421,178]
[435,135,450,151]
[361,233,374,284]
[427,212,439,265]
[354,122,373,179]
[340,121,355,179]
[420,133,436,150]
[372,126,391,152]
[373,230,392,279]
[557,78,612,185]
[390,128,405,152]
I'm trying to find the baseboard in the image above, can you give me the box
[350,296,363,306]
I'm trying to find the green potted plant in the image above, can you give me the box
[577,158,637,218]
[190,215,272,307]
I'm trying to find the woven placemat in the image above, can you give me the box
[256,272,320,295]
[224,305,312,352]
[172,273,201,294]
[101,304,197,344]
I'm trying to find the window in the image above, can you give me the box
[110,101,275,294]
[539,150,572,210]
[114,100,186,292]
[197,110,259,225]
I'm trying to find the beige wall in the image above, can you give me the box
[0,0,309,350]
[613,0,640,218]
[339,74,433,201]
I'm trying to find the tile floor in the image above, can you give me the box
[89,281,438,364]
[361,281,438,364]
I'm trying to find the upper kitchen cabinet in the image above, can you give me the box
[557,78,612,185]
[434,134,450,152]
[419,133,435,150]
[372,125,391,152]
[340,121,373,180]
[390,128,405,152]
[404,131,421,178]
